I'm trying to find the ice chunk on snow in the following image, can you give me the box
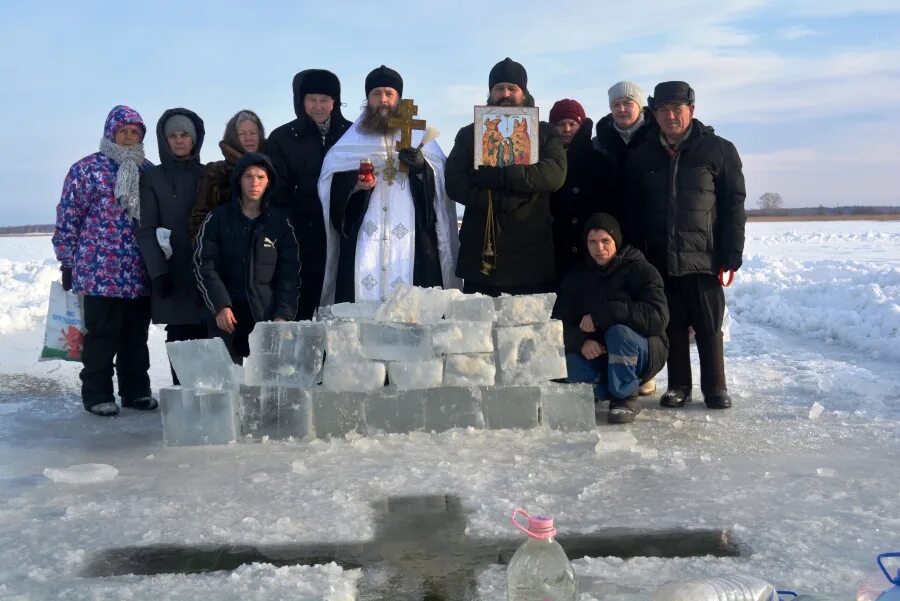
[494,321,567,385]
[539,383,596,432]
[494,293,556,326]
[387,360,443,390]
[160,387,239,446]
[358,321,433,361]
[424,387,484,432]
[373,284,461,324]
[324,319,364,361]
[364,390,426,434]
[322,360,386,392]
[244,321,325,387]
[239,386,314,441]
[595,431,638,454]
[432,320,493,354]
[166,338,240,390]
[322,301,381,320]
[444,353,495,386]
[481,386,540,430]
[312,390,365,439]
[44,463,118,484]
[808,401,825,420]
[444,294,497,322]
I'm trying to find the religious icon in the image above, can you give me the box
[473,106,539,169]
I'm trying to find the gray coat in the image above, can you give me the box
[137,108,206,325]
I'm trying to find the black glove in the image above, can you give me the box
[153,273,173,299]
[474,166,506,190]
[60,267,73,292]
[397,147,425,174]
[719,252,743,272]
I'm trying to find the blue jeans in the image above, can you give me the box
[566,324,650,401]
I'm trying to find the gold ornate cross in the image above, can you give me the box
[388,98,426,173]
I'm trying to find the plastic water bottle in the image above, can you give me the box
[506,508,576,601]
[652,574,779,601]
[858,552,900,601]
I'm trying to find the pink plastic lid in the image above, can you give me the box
[512,508,557,540]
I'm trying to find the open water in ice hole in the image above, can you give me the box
[83,494,744,601]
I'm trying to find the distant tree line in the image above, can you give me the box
[0,224,54,235]
[748,206,900,217]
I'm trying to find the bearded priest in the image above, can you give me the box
[318,65,460,304]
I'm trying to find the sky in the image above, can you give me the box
[1,0,899,225]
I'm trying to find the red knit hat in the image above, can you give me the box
[549,99,586,125]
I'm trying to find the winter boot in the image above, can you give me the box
[608,395,641,424]
[638,377,657,396]
[86,402,120,417]
[696,332,730,409]
[704,391,732,409]
[122,396,159,411]
[659,387,692,408]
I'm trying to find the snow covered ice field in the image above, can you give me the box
[0,221,898,600]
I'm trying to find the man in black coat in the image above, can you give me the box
[553,213,669,424]
[548,98,621,284]
[194,153,300,363]
[267,69,352,319]
[627,81,746,410]
[446,57,567,296]
[137,108,208,384]
[592,81,653,238]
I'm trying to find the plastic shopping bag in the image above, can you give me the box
[39,281,85,362]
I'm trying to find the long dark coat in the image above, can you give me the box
[137,108,206,325]
[592,108,654,241]
[446,105,567,288]
[550,118,620,282]
[267,69,352,318]
[626,119,746,276]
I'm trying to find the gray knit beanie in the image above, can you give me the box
[163,114,197,142]
[608,81,644,107]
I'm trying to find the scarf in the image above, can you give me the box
[614,112,645,144]
[660,123,693,158]
[99,137,144,221]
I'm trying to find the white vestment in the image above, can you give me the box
[318,114,460,304]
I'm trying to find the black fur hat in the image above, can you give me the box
[648,81,695,110]
[296,69,340,101]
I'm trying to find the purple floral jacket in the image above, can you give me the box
[52,105,154,298]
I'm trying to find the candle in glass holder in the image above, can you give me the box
[358,159,375,183]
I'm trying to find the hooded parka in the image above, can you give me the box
[137,108,206,325]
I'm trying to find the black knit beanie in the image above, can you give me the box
[365,65,403,97]
[584,212,623,249]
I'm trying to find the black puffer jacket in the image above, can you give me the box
[267,70,352,282]
[137,107,206,325]
[550,118,620,282]
[194,153,300,322]
[446,97,567,288]
[592,108,653,239]
[553,220,669,383]
[627,119,746,276]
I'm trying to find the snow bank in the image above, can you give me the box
[0,258,59,334]
[728,255,900,360]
